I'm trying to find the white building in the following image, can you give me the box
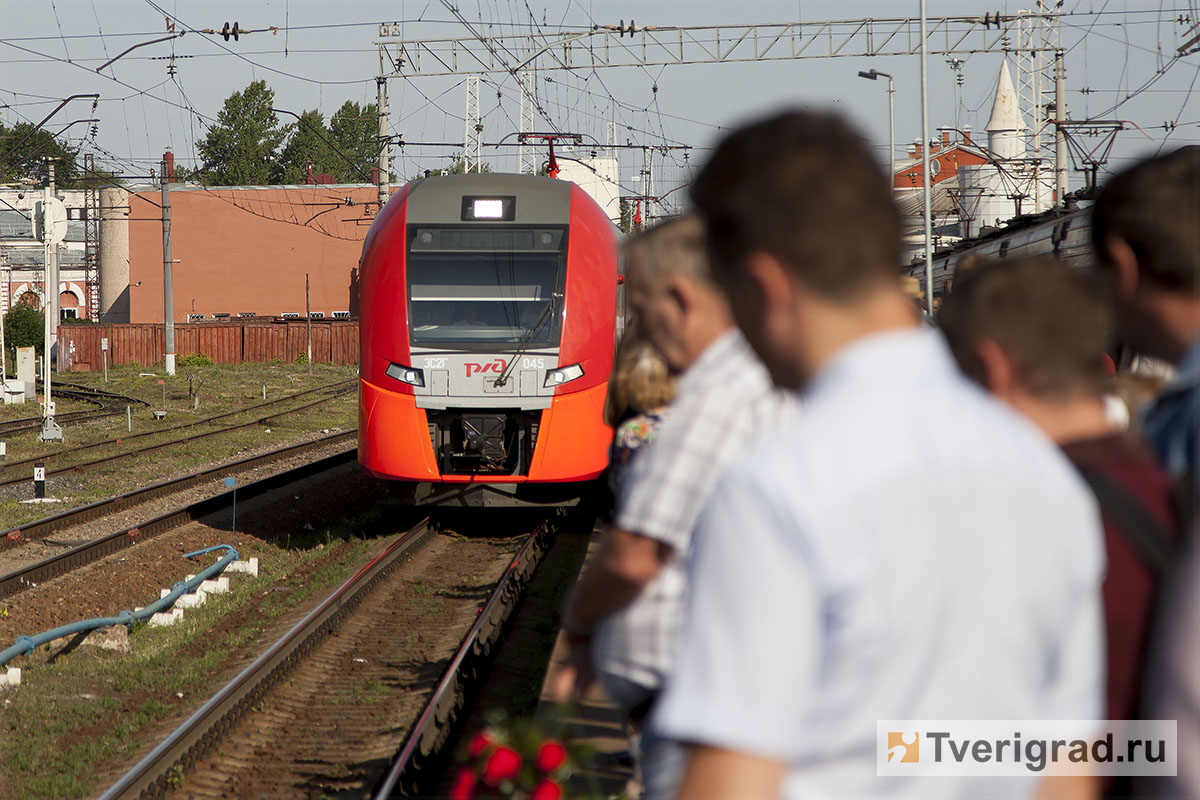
[0,187,95,319]
[555,157,620,223]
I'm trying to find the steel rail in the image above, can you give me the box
[0,385,148,436]
[0,382,353,482]
[374,521,551,798]
[98,518,438,800]
[0,443,358,599]
[0,429,356,554]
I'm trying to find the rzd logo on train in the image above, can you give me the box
[465,359,507,377]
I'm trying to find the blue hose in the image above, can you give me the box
[0,544,239,668]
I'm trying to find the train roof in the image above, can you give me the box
[404,173,573,225]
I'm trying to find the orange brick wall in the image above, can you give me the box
[127,185,384,323]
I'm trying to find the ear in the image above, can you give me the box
[663,275,693,316]
[974,337,1017,399]
[741,251,795,315]
[1103,236,1140,298]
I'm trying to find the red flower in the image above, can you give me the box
[531,779,563,800]
[450,767,477,800]
[535,741,567,773]
[481,746,522,785]
[469,731,493,758]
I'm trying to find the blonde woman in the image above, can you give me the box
[604,333,676,505]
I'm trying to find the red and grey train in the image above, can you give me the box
[358,173,620,500]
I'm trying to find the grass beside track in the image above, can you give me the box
[0,363,358,530]
[0,509,400,800]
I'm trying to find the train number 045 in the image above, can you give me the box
[521,357,546,369]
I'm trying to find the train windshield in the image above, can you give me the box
[407,226,566,346]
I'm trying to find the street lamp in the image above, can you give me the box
[858,69,895,195]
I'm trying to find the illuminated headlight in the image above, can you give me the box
[472,199,505,218]
[386,363,425,387]
[544,363,584,387]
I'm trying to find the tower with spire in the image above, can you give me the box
[957,58,1053,238]
[985,60,1027,161]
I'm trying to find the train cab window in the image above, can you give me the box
[407,226,566,346]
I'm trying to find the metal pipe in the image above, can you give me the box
[0,545,238,667]
[919,0,935,315]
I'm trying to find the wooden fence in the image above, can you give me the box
[58,321,359,372]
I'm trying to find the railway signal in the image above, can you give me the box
[33,462,45,500]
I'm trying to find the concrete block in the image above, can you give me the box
[148,609,183,627]
[176,592,206,609]
[1,667,20,687]
[199,577,230,594]
[227,558,259,577]
[159,588,170,599]
[81,625,130,653]
[3,379,26,405]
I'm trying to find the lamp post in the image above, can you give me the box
[858,69,895,195]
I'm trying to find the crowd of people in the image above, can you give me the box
[550,112,1197,800]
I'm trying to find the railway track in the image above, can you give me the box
[0,380,354,488]
[0,384,149,437]
[97,517,552,800]
[0,434,358,598]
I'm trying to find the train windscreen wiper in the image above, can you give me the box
[494,292,559,387]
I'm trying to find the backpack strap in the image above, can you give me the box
[1077,466,1173,577]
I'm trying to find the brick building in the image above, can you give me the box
[101,182,384,324]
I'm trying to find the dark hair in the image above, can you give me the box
[690,109,901,298]
[1091,145,1198,292]
[939,257,1112,399]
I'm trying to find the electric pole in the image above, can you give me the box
[377,76,390,208]
[39,161,64,442]
[1054,50,1068,205]
[162,159,176,377]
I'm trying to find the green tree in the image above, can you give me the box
[328,101,379,183]
[4,300,45,356]
[194,80,286,185]
[0,122,81,187]
[276,109,336,184]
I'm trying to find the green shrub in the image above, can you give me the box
[4,303,44,354]
[179,353,214,367]
[294,352,309,365]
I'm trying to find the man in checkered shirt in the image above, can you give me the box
[551,215,794,799]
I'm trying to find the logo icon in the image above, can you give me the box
[888,732,920,763]
[465,358,507,377]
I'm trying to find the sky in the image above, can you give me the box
[2,0,1198,211]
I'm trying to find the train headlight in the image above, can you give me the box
[386,362,425,388]
[544,363,584,388]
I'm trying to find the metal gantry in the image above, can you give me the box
[1015,4,1063,211]
[82,153,101,321]
[376,13,1064,181]
[375,15,1058,77]
[464,76,482,173]
[519,71,536,174]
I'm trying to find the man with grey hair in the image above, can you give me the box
[551,215,792,799]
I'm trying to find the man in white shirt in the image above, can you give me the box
[652,110,1105,799]
[551,216,792,798]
